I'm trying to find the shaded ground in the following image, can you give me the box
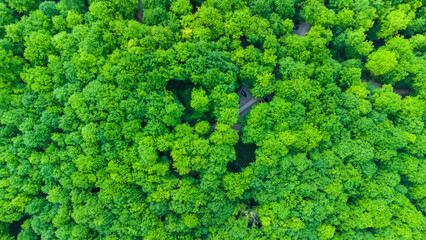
[361,79,412,97]
[292,22,311,37]
[211,86,259,131]
[239,98,257,114]
[9,217,28,238]
[237,86,255,107]
[227,137,257,172]
[135,0,143,23]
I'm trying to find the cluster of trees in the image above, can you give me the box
[0,0,425,239]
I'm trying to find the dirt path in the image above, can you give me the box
[239,98,257,114]
[135,0,143,23]
[361,79,412,97]
[211,86,258,132]
[292,22,311,37]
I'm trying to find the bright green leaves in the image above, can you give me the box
[223,167,253,200]
[5,10,52,43]
[171,0,192,17]
[122,120,142,142]
[194,121,210,135]
[273,0,296,19]
[334,8,355,30]
[340,28,374,58]
[23,32,55,66]
[182,6,224,40]
[377,5,415,40]
[71,50,101,83]
[210,123,239,145]
[0,3,16,27]
[72,155,105,183]
[301,0,335,27]
[281,216,305,231]
[1,1,426,239]
[67,93,97,124]
[245,97,292,134]
[66,11,83,28]
[191,88,210,112]
[89,1,116,22]
[333,139,374,166]
[243,96,325,158]
[339,66,362,86]
[170,124,210,175]
[290,153,313,173]
[371,85,402,114]
[373,35,423,86]
[250,71,274,98]
[400,155,426,185]
[182,213,199,228]
[52,15,67,31]
[6,0,41,13]
[400,96,424,118]
[366,49,398,76]
[0,192,31,223]
[210,86,239,125]
[105,0,139,20]
[293,123,325,152]
[170,178,207,213]
[157,92,185,127]
[254,134,291,167]
[21,66,52,93]
[245,15,271,45]
[346,84,370,99]
[224,8,251,39]
[134,143,169,186]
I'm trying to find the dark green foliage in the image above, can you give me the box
[0,0,425,239]
[39,1,59,18]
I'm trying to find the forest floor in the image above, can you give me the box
[135,0,143,23]
[361,79,412,97]
[292,22,311,37]
[228,137,257,172]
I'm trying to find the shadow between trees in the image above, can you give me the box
[228,135,257,173]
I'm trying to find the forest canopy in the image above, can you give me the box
[0,0,425,239]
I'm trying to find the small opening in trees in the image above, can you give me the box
[166,79,194,108]
[227,138,257,173]
[251,220,262,229]
[190,0,203,13]
[91,187,100,193]
[346,196,356,205]
[169,158,183,179]
[249,198,259,208]
[158,150,170,159]
[240,36,249,49]
[189,170,200,179]
[9,216,29,238]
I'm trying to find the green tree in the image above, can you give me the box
[171,0,192,17]
[39,1,59,18]
[0,47,24,90]
[191,88,210,112]
[6,0,42,13]
[377,4,415,40]
[371,84,402,115]
[223,167,254,200]
[365,49,398,76]
[23,32,55,66]
[250,71,274,98]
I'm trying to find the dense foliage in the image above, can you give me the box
[0,0,425,239]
